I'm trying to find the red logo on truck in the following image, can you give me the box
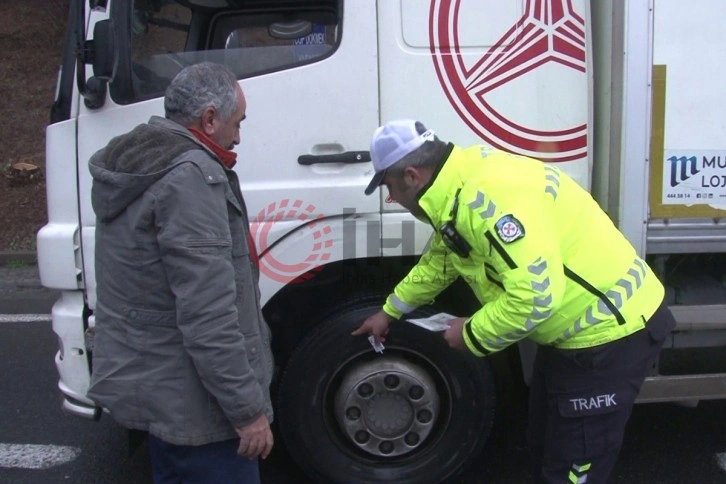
[429,0,588,162]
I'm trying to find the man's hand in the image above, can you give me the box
[351,310,395,344]
[235,414,274,460]
[442,317,468,351]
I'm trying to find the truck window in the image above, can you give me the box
[111,0,340,105]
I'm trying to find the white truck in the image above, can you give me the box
[39,0,726,482]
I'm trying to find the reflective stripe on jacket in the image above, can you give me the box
[383,145,664,356]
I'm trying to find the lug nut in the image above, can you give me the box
[379,441,394,454]
[409,385,424,400]
[383,374,400,389]
[405,432,420,446]
[357,382,374,397]
[417,409,432,423]
[346,406,361,420]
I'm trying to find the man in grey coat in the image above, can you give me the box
[87,62,274,483]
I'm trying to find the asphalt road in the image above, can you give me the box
[1,265,725,483]
[0,265,58,315]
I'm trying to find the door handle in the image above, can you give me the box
[298,151,371,165]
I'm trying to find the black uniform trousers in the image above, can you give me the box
[526,301,676,484]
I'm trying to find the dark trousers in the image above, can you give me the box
[527,302,676,483]
[149,435,261,484]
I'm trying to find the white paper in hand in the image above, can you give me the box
[406,313,457,332]
[368,335,385,353]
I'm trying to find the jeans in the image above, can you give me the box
[149,435,260,484]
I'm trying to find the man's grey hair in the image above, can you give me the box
[164,62,239,126]
[390,121,448,174]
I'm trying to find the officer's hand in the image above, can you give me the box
[351,310,394,344]
[236,414,274,460]
[442,317,468,351]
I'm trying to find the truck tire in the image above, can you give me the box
[276,295,496,484]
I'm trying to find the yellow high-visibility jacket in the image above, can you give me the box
[382,145,665,356]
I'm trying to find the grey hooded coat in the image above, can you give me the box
[87,116,273,446]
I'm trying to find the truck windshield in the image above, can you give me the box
[110,0,340,105]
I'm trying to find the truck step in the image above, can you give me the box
[671,304,726,330]
[637,373,726,403]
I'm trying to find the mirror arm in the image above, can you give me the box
[74,0,110,109]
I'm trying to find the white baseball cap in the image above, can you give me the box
[365,119,435,195]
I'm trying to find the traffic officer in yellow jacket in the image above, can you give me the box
[353,119,676,484]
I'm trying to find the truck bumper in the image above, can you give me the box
[52,291,100,419]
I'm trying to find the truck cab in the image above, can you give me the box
[39,1,726,482]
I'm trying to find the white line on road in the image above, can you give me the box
[0,314,51,324]
[0,444,80,469]
[717,452,726,472]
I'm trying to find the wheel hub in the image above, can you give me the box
[334,356,440,457]
[365,391,413,437]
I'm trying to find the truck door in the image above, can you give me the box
[75,0,379,308]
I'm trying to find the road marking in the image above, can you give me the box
[0,314,51,324]
[717,452,726,472]
[0,444,80,469]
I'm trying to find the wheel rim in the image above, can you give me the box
[333,356,441,458]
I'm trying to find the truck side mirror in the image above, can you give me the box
[76,19,117,109]
[89,19,117,81]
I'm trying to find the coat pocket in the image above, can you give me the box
[124,307,182,352]
[186,237,232,255]
[125,307,176,327]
